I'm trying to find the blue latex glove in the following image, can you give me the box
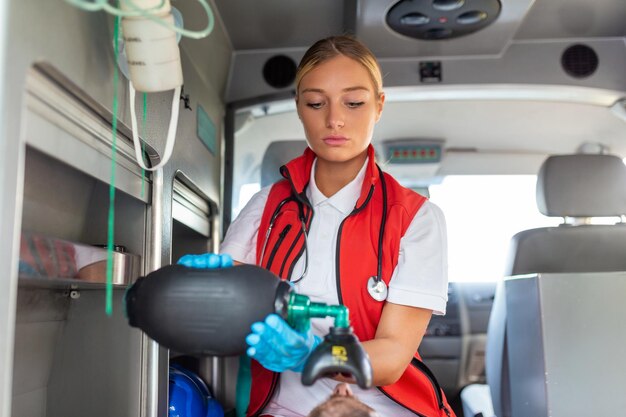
[177,253,233,268]
[246,314,321,373]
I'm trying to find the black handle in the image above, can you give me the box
[301,327,373,389]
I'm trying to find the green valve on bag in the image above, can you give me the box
[287,292,350,333]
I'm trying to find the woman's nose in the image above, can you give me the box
[326,104,345,129]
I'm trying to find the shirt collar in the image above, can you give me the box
[307,157,369,215]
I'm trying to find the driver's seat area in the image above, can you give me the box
[461,153,626,417]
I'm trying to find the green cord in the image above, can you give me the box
[105,13,122,316]
[141,92,147,198]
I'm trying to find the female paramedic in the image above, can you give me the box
[179,35,454,417]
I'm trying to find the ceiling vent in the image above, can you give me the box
[386,0,501,40]
[262,55,297,89]
[561,44,599,79]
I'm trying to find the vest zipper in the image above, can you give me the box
[410,358,451,417]
[265,224,292,270]
[376,357,451,417]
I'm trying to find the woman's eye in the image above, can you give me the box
[347,101,365,108]
[307,102,323,109]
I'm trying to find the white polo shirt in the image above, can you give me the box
[221,158,448,417]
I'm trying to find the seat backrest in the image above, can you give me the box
[486,153,626,417]
[260,140,308,187]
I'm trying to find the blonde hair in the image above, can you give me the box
[295,35,383,97]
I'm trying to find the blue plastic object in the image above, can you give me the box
[169,364,225,417]
[246,314,322,372]
[177,253,233,269]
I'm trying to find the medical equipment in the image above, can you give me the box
[367,167,389,301]
[62,0,215,313]
[258,196,310,283]
[121,0,182,171]
[261,167,390,301]
[246,313,322,372]
[63,0,216,171]
[169,364,224,417]
[125,263,373,388]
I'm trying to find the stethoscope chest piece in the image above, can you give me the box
[367,276,388,302]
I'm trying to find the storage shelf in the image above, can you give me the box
[19,232,141,289]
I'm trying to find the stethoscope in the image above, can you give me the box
[259,168,389,302]
[259,196,311,284]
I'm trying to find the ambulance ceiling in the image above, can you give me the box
[210,0,626,172]
[213,0,626,55]
[210,0,626,103]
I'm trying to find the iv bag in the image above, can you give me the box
[120,0,183,92]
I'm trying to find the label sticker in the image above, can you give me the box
[197,104,216,156]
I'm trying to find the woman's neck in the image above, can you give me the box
[314,152,368,197]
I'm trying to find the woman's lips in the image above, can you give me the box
[323,136,348,146]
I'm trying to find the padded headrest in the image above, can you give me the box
[536,154,626,217]
[261,140,308,187]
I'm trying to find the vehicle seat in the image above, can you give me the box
[461,153,626,417]
[260,140,308,187]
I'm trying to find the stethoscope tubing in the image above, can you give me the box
[374,166,388,287]
[260,168,388,300]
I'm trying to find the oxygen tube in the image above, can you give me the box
[63,0,215,313]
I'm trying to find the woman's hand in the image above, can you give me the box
[246,314,321,372]
[361,302,433,386]
[177,253,236,268]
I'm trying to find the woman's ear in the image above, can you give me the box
[375,92,386,122]
[295,97,303,120]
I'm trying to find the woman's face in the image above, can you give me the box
[296,55,385,164]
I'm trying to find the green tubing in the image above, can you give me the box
[105,13,122,316]
[235,355,251,417]
[287,293,350,331]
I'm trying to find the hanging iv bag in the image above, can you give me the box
[120,0,182,92]
[63,0,214,170]
[120,0,183,171]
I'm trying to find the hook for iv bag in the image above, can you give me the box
[180,86,192,111]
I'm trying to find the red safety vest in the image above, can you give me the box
[248,145,454,417]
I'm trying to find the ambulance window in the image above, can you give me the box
[428,175,561,282]
[235,182,261,218]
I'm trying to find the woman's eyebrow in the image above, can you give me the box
[300,88,324,94]
[300,86,370,94]
[343,86,370,93]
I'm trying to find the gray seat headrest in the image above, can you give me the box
[261,140,308,187]
[536,154,626,217]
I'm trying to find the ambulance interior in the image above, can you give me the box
[1,1,626,417]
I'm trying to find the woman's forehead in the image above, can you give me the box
[299,56,375,92]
